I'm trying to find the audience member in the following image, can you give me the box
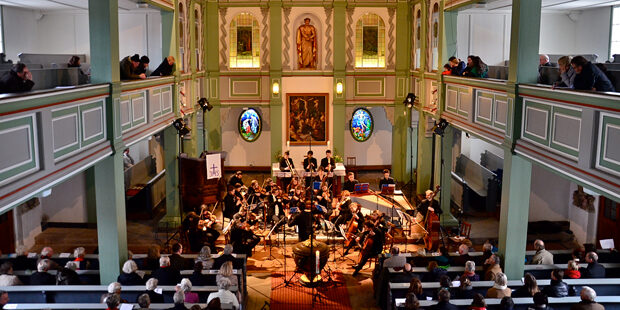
[189,261,210,286]
[449,57,467,76]
[461,261,479,282]
[538,54,554,83]
[405,292,420,310]
[469,293,487,310]
[435,247,451,266]
[407,277,428,301]
[169,243,192,271]
[572,245,586,262]
[481,242,494,262]
[463,55,488,78]
[151,56,176,76]
[118,259,145,285]
[483,254,502,281]
[213,244,236,270]
[384,247,407,268]
[499,296,514,310]
[12,246,34,271]
[136,56,150,75]
[207,278,239,310]
[581,252,605,278]
[452,244,471,266]
[0,262,21,286]
[486,272,511,298]
[530,240,554,264]
[543,269,572,297]
[177,278,199,303]
[205,297,222,310]
[56,262,81,285]
[435,275,452,300]
[146,245,161,270]
[217,261,238,288]
[571,56,615,92]
[0,290,8,309]
[442,63,452,75]
[169,291,188,310]
[513,273,540,297]
[529,292,552,310]
[143,278,165,304]
[570,286,604,310]
[105,294,120,310]
[152,256,181,285]
[120,54,146,80]
[137,293,150,310]
[0,63,34,94]
[196,246,215,270]
[565,260,581,279]
[38,247,59,270]
[553,56,576,88]
[72,247,89,270]
[68,56,89,84]
[455,276,475,299]
[30,259,56,285]
[424,261,447,282]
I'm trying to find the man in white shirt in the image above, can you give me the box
[207,277,239,310]
[383,247,407,269]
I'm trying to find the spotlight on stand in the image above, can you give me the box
[403,93,416,109]
[432,118,449,136]
[197,97,213,112]
[172,118,191,136]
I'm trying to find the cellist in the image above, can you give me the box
[418,189,442,221]
[351,221,385,276]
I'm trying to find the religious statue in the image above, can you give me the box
[296,17,317,69]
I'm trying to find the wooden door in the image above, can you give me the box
[597,197,620,248]
[0,210,15,254]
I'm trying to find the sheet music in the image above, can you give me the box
[119,304,133,310]
[222,220,234,234]
[600,239,615,249]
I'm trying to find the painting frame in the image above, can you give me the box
[286,93,329,145]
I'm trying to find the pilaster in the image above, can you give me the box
[332,1,347,159]
[206,1,222,151]
[269,0,283,162]
[163,125,181,224]
[439,126,457,226]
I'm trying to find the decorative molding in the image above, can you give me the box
[219,7,228,69]
[324,7,333,70]
[260,7,270,71]
[282,7,292,70]
[387,8,396,70]
[346,8,355,71]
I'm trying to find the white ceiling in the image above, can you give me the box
[477,0,620,12]
[0,0,156,11]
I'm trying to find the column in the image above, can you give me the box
[332,1,346,158]
[439,126,458,226]
[498,151,532,279]
[88,0,127,283]
[416,0,432,194]
[269,0,283,163]
[163,125,181,224]
[205,1,221,151]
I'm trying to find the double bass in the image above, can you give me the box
[423,185,441,251]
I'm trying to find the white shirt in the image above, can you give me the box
[207,289,239,310]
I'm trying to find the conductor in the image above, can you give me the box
[288,199,314,242]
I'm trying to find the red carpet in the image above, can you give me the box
[270,271,352,310]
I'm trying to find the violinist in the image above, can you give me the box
[314,166,328,189]
[352,221,385,276]
[289,186,305,211]
[418,189,441,221]
[287,177,300,196]
[332,190,353,227]
[199,205,221,248]
[230,213,261,257]
[246,180,264,206]
[223,185,241,219]
[316,184,332,209]
[182,211,205,253]
[229,170,244,187]
[279,151,295,190]
[268,187,286,225]
[343,172,359,193]
[303,150,317,187]
[264,178,275,193]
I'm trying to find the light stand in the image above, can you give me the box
[431,118,449,249]
[198,97,213,154]
[172,118,191,217]
[403,93,416,202]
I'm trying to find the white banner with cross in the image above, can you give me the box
[206,153,222,180]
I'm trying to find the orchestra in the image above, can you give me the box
[178,150,443,278]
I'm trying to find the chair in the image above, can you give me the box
[459,221,471,239]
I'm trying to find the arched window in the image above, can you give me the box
[415,9,421,69]
[194,7,202,71]
[230,13,260,68]
[179,2,187,72]
[355,13,385,68]
[431,3,440,71]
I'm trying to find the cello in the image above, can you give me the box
[423,185,441,251]
[343,203,362,248]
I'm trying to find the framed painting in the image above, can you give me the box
[286,93,329,145]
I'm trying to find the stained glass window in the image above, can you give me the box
[230,13,260,68]
[238,108,262,142]
[355,13,385,68]
[350,108,373,142]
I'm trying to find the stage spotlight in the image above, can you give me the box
[432,118,449,136]
[197,97,213,112]
[172,118,191,136]
[403,93,416,109]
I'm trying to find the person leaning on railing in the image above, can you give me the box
[0,63,34,94]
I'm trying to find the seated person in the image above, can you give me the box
[178,278,199,303]
[543,269,573,297]
[379,169,396,189]
[463,55,488,78]
[483,254,502,281]
[554,56,575,88]
[137,293,150,310]
[0,63,34,94]
[571,56,614,92]
[118,260,145,286]
[189,262,212,286]
[142,278,165,304]
[431,289,457,310]
[0,262,21,286]
[449,57,467,76]
[570,286,605,310]
[486,272,511,298]
[169,291,188,310]
[30,259,56,285]
[408,277,428,302]
[213,244,238,270]
[512,273,539,297]
[104,294,120,310]
[530,292,550,310]
[207,277,239,310]
[424,261,447,282]
[454,276,475,299]
[343,172,359,192]
[72,247,89,270]
[434,275,453,300]
[56,262,81,285]
[68,56,89,84]
[120,54,146,80]
[460,260,479,282]
[580,252,605,278]
[151,256,181,285]
[151,56,176,76]
[451,244,471,266]
[216,261,238,288]
[530,239,554,265]
[565,260,581,279]
[442,63,452,75]
[383,247,407,268]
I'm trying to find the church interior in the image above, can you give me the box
[0,0,619,309]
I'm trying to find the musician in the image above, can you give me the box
[342,203,365,255]
[379,169,396,189]
[199,205,221,247]
[316,184,332,209]
[333,190,353,227]
[223,185,241,219]
[343,172,359,193]
[287,177,300,196]
[229,215,261,257]
[303,150,318,187]
[246,180,263,206]
[418,189,442,220]
[320,149,336,172]
[182,212,205,253]
[268,188,286,225]
[229,171,244,187]
[287,200,315,241]
[352,221,385,276]
[264,178,275,193]
[279,151,295,190]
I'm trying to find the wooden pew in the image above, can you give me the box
[2,303,235,309]
[395,297,620,310]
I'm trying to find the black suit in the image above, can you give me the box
[0,71,34,94]
[279,157,295,190]
[320,157,335,172]
[229,175,243,187]
[29,271,56,285]
[169,254,191,271]
[223,193,239,219]
[418,198,442,219]
[213,254,238,270]
[117,272,145,286]
[581,262,606,278]
[303,157,318,187]
[431,301,459,310]
[379,177,395,189]
[151,266,181,285]
[288,210,314,241]
[343,179,359,192]
[141,290,164,304]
